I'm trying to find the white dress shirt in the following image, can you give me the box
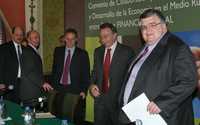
[103,41,117,63]
[13,41,22,78]
[123,33,165,105]
[60,46,75,85]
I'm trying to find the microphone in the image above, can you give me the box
[22,96,47,104]
[21,96,47,108]
[8,85,14,90]
[38,96,47,109]
[38,96,47,103]
[0,84,14,96]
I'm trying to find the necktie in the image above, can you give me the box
[17,45,22,67]
[123,46,149,104]
[102,48,111,93]
[61,50,71,85]
[128,46,149,72]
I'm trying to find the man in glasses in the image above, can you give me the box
[119,9,197,125]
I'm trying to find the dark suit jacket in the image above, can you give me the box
[0,41,24,100]
[119,32,197,125]
[51,46,90,94]
[19,45,44,101]
[91,42,134,110]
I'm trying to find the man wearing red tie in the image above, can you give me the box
[90,23,134,125]
[51,28,90,125]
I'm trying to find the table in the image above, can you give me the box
[4,100,73,125]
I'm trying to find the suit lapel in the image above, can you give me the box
[70,47,78,72]
[119,46,144,106]
[98,46,105,83]
[59,47,66,74]
[110,43,120,75]
[128,32,170,101]
[99,46,105,64]
[28,45,42,64]
[9,42,19,67]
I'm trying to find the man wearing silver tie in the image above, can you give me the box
[119,9,197,125]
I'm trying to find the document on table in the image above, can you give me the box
[122,93,167,125]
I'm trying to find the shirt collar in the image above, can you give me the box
[13,40,21,47]
[145,32,166,50]
[28,43,38,52]
[65,46,75,52]
[106,41,117,51]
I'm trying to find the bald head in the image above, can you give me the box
[12,26,24,44]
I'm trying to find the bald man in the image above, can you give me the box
[0,26,25,103]
[18,30,53,106]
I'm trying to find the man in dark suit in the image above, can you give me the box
[19,30,53,106]
[90,23,134,125]
[119,9,197,125]
[51,28,90,125]
[0,26,25,103]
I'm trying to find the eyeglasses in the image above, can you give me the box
[140,22,162,31]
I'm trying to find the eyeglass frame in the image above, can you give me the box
[139,22,164,32]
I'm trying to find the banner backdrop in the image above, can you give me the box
[85,0,200,36]
[175,31,200,125]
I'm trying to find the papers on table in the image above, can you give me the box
[35,112,55,119]
[22,112,55,119]
[122,93,167,125]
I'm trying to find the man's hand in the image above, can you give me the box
[0,84,6,91]
[90,84,100,97]
[147,101,161,114]
[80,92,86,99]
[42,82,53,92]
